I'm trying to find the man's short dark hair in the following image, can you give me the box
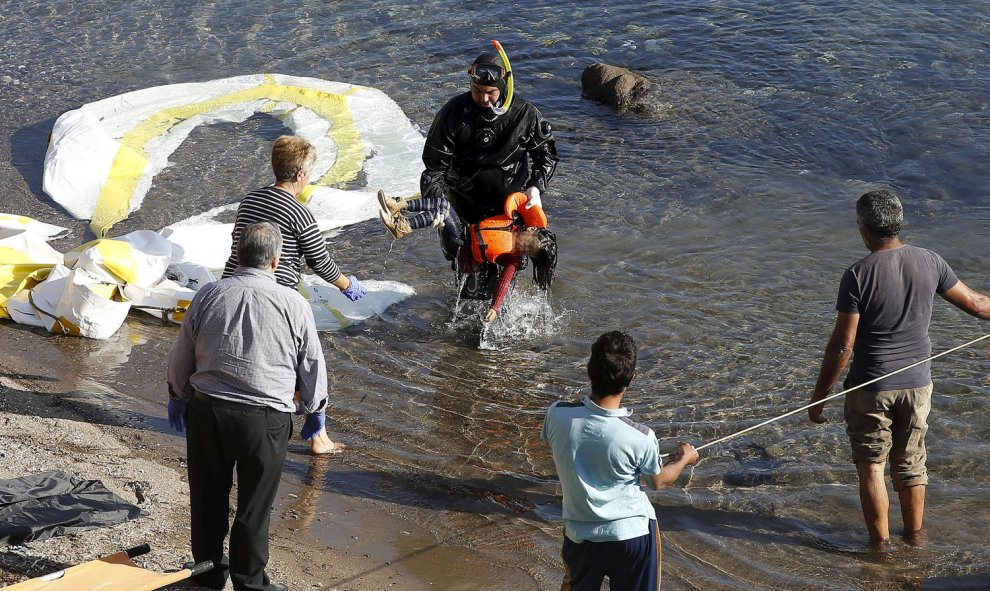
[857,190,903,241]
[587,331,638,396]
[237,221,282,269]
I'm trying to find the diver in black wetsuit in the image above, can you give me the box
[378,49,558,299]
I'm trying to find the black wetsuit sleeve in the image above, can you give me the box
[522,106,558,194]
[420,102,458,202]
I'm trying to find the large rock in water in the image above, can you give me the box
[581,63,651,112]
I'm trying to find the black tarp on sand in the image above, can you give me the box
[0,470,144,545]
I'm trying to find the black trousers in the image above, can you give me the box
[186,392,291,591]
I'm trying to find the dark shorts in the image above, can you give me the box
[844,384,932,490]
[560,520,661,591]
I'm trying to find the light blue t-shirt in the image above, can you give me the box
[541,396,662,542]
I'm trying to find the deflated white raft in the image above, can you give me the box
[1,218,414,338]
[43,73,425,238]
[23,74,425,337]
[0,216,67,320]
[3,229,209,338]
[300,276,415,330]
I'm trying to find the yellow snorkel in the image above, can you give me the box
[491,39,514,115]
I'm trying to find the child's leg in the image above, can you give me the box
[403,196,451,230]
[487,256,522,318]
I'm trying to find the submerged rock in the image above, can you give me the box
[581,63,652,112]
[723,458,789,487]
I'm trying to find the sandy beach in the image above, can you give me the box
[0,322,544,590]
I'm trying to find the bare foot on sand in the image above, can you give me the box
[308,428,345,455]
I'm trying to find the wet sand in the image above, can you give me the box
[0,321,546,590]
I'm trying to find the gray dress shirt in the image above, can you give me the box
[167,267,328,414]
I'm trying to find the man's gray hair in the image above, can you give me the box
[237,221,283,269]
[856,190,903,241]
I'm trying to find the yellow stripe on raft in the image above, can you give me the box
[67,238,141,284]
[92,75,366,237]
[0,214,39,226]
[0,248,55,319]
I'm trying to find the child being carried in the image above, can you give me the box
[459,192,556,322]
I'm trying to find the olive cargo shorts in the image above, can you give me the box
[844,384,933,490]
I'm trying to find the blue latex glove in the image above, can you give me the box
[168,398,188,434]
[341,275,366,301]
[301,412,326,440]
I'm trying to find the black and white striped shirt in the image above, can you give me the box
[222,186,341,289]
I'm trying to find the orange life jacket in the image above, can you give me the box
[503,192,548,229]
[467,193,547,264]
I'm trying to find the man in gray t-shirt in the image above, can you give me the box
[808,190,990,550]
[837,244,958,390]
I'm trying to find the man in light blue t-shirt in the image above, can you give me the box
[542,331,700,591]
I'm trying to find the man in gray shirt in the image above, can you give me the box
[808,190,990,550]
[167,221,328,591]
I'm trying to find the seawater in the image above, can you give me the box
[2,1,989,589]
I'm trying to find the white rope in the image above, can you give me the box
[659,332,990,459]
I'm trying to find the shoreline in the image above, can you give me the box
[0,322,548,590]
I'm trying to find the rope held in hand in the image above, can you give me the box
[659,332,990,459]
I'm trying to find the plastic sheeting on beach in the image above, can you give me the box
[4,228,211,339]
[43,73,425,238]
[0,217,66,319]
[300,275,415,330]
[0,470,144,546]
[0,213,416,337]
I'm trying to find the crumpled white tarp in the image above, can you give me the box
[300,276,416,331]
[0,214,69,241]
[1,215,415,337]
[122,261,217,324]
[6,229,208,338]
[65,231,172,288]
[48,267,132,340]
[0,217,66,321]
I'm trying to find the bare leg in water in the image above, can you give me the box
[899,484,926,546]
[857,461,891,549]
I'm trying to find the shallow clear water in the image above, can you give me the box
[2,1,989,589]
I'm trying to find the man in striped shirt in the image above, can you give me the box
[222,135,366,455]
[222,135,365,295]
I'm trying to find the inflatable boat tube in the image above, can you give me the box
[43,73,425,237]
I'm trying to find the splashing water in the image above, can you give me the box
[479,286,565,350]
[444,274,565,349]
[447,273,476,322]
